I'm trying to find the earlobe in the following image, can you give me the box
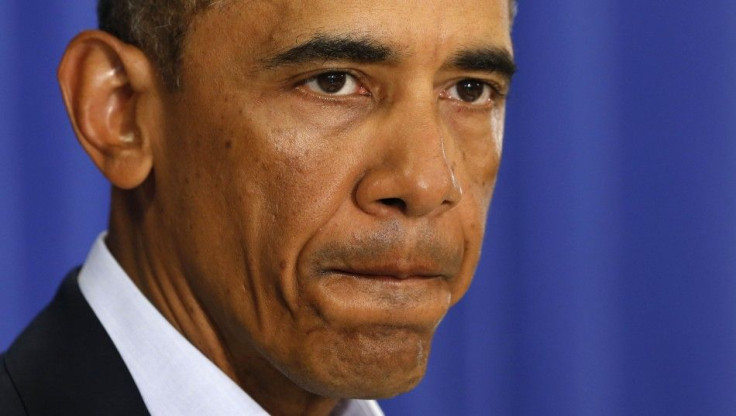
[58,30,159,190]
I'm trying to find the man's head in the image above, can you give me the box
[59,0,515,413]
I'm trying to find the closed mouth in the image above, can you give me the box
[323,267,447,281]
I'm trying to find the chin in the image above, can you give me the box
[286,325,434,399]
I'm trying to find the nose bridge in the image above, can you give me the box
[393,99,455,184]
[356,93,463,218]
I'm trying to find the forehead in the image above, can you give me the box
[190,0,512,61]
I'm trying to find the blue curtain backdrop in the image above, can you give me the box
[2,1,736,415]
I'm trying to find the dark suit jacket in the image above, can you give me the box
[0,270,149,415]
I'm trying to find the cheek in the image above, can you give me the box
[491,105,506,156]
[442,106,504,205]
[445,192,490,304]
[223,109,369,298]
[247,129,358,237]
[441,108,505,302]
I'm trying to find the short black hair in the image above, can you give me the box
[97,0,214,89]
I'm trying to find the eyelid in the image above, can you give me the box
[486,80,506,98]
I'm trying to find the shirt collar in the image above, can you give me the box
[78,232,383,416]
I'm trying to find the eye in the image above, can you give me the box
[302,72,367,96]
[446,79,495,105]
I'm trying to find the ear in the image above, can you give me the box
[58,30,160,189]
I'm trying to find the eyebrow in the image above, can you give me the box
[451,48,517,80]
[263,35,396,68]
[262,34,517,81]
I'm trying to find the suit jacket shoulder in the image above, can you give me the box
[0,354,25,415]
[0,269,149,416]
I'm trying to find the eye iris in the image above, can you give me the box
[317,73,347,93]
[457,79,485,102]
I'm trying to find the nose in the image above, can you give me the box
[355,102,463,218]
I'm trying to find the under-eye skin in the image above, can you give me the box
[300,71,370,97]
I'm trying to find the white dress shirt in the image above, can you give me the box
[78,233,383,416]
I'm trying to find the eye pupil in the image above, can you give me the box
[317,72,347,93]
[456,79,485,102]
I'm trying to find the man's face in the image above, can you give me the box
[151,0,512,399]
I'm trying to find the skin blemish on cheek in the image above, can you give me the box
[225,140,233,149]
[462,150,467,162]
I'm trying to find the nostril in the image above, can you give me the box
[378,197,407,211]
